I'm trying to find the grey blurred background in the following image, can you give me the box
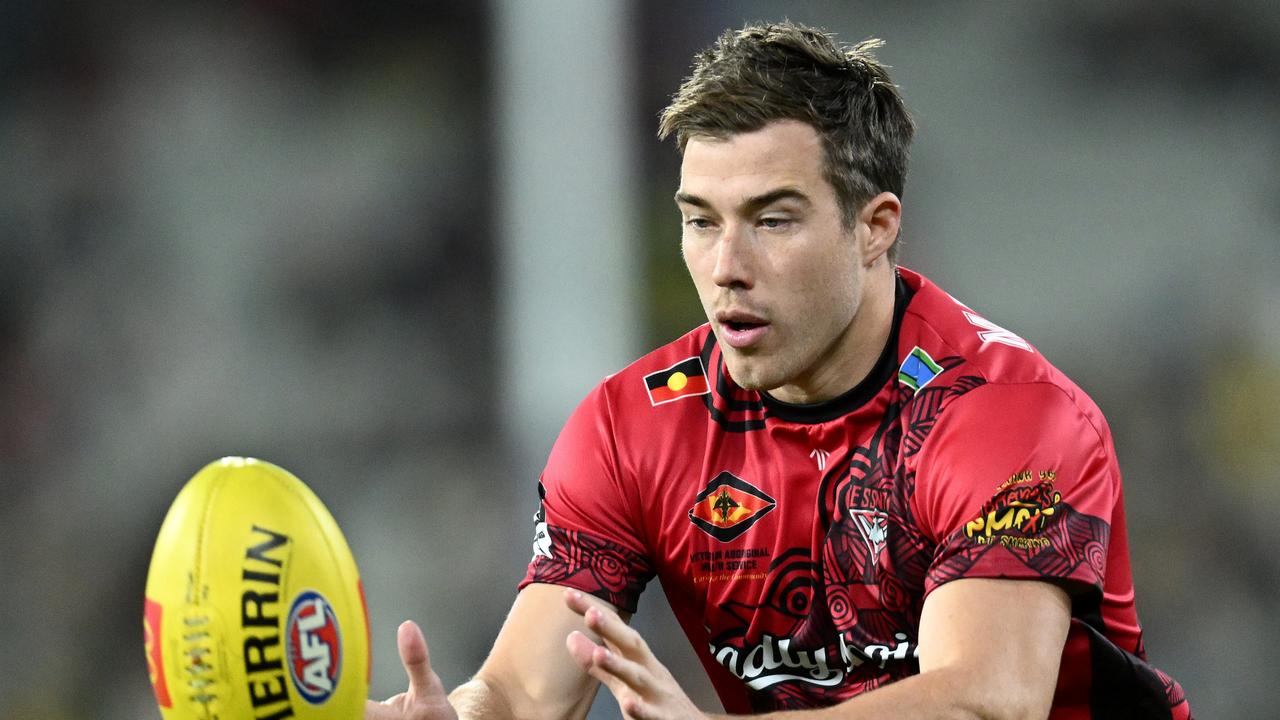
[1,1,1277,718]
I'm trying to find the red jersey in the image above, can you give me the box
[521,268,1190,718]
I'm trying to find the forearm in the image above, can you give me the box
[709,666,1043,720]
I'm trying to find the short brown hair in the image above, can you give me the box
[659,21,915,262]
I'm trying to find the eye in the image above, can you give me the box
[759,216,792,230]
[684,217,715,230]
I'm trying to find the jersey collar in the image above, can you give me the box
[760,271,912,424]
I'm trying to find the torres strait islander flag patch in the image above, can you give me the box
[688,471,777,542]
[644,356,710,406]
[898,346,944,394]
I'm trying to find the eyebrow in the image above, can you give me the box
[674,187,813,213]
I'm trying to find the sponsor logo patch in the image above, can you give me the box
[644,356,710,406]
[849,508,889,567]
[143,597,172,708]
[286,590,342,705]
[964,473,1061,549]
[688,471,776,542]
[710,632,844,689]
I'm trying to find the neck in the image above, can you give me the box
[768,264,897,405]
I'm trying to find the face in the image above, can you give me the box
[677,120,879,403]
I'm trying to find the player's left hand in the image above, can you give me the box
[564,589,707,720]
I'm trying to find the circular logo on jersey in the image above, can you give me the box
[285,590,342,704]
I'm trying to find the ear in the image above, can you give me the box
[857,191,902,267]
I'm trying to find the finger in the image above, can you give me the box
[567,632,644,711]
[563,590,627,648]
[582,604,647,657]
[565,629,599,671]
[566,631,652,694]
[563,588,595,618]
[619,694,655,720]
[562,588,626,621]
[592,639,653,693]
[397,620,436,695]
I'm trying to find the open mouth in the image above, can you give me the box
[718,315,769,349]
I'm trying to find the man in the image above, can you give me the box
[369,21,1191,720]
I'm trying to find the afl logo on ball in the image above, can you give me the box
[286,590,342,704]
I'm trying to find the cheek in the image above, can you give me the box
[681,242,715,294]
[789,256,859,327]
[796,253,853,299]
[680,238,695,275]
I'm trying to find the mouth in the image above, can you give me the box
[716,310,770,349]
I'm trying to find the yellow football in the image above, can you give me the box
[143,457,370,719]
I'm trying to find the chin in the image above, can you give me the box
[722,356,782,392]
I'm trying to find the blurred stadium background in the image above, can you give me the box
[1,1,1277,717]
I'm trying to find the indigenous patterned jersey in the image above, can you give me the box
[520,268,1190,718]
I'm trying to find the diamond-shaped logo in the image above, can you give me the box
[688,471,777,542]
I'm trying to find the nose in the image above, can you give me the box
[711,222,754,290]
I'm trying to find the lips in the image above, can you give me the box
[716,309,769,349]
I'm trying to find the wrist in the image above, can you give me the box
[448,678,508,720]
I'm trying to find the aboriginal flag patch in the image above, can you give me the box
[688,471,777,542]
[644,356,710,406]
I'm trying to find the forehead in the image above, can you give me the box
[678,120,827,201]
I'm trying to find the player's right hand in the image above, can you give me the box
[366,621,460,720]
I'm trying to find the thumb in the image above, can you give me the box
[397,620,437,696]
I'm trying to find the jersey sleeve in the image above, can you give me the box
[518,383,655,613]
[912,381,1116,599]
